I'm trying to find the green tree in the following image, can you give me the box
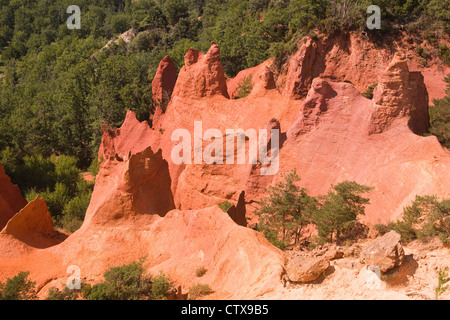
[163,0,189,26]
[0,272,37,300]
[151,272,174,300]
[313,181,372,243]
[430,74,450,149]
[256,169,315,249]
[88,257,152,300]
[393,195,450,243]
[234,75,254,99]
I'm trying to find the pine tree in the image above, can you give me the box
[430,74,450,149]
[256,169,315,249]
[313,181,372,243]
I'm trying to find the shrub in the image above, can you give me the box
[102,258,152,300]
[196,267,207,278]
[436,266,450,300]
[46,286,80,300]
[81,283,92,299]
[362,83,378,99]
[87,257,152,300]
[0,272,37,300]
[15,154,56,191]
[128,31,160,53]
[81,258,177,300]
[391,195,450,243]
[53,155,81,195]
[60,188,93,232]
[374,223,391,236]
[88,157,102,177]
[416,46,431,60]
[429,74,450,149]
[390,221,417,242]
[218,201,233,212]
[44,182,71,217]
[151,272,174,300]
[234,75,253,99]
[88,283,109,300]
[256,225,287,250]
[438,44,450,66]
[189,284,213,300]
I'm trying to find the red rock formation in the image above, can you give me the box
[85,113,174,225]
[0,163,27,230]
[370,54,429,135]
[98,110,156,162]
[283,38,318,99]
[151,55,177,107]
[152,104,165,129]
[287,78,335,138]
[280,32,449,103]
[226,191,247,227]
[172,42,229,99]
[227,61,276,99]
[283,78,450,223]
[1,197,59,249]
[157,39,449,223]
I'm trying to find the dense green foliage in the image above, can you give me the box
[389,195,450,243]
[0,272,37,300]
[1,153,94,232]
[430,74,450,149]
[150,272,174,300]
[256,170,372,248]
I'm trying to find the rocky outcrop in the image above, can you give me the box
[85,112,174,225]
[287,78,335,139]
[172,42,229,99]
[283,76,450,223]
[370,54,430,135]
[226,191,247,227]
[0,163,27,230]
[311,244,344,261]
[284,253,330,283]
[98,110,155,161]
[1,197,58,248]
[360,231,405,272]
[151,55,177,107]
[283,38,318,99]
